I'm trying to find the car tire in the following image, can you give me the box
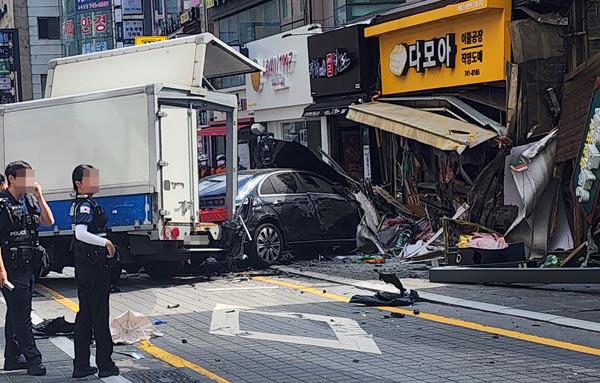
[250,223,285,267]
[144,261,179,280]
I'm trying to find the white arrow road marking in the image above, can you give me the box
[209,304,381,354]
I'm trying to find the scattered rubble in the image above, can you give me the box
[349,273,419,307]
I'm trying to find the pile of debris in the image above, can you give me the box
[353,127,599,284]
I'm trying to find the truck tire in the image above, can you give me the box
[144,261,179,280]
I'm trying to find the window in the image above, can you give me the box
[282,120,322,151]
[41,74,47,98]
[264,173,302,194]
[154,0,163,15]
[279,0,305,30]
[333,0,404,26]
[217,0,281,46]
[298,173,337,194]
[213,0,303,90]
[38,17,60,39]
[260,177,276,195]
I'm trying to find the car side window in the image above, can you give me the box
[267,173,301,194]
[298,173,337,194]
[260,177,276,195]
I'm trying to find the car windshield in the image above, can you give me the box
[199,173,266,203]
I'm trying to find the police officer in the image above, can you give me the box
[70,164,119,379]
[212,154,226,175]
[198,154,212,179]
[0,160,54,376]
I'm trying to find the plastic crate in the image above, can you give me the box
[199,208,227,223]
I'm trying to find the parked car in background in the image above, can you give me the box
[199,169,362,265]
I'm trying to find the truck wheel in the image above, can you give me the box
[250,223,285,267]
[145,261,179,280]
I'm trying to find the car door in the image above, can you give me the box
[297,172,361,241]
[258,171,320,244]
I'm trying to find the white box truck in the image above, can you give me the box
[0,34,262,279]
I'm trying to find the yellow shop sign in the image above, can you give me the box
[134,36,167,45]
[365,0,511,95]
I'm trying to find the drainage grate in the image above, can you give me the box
[124,368,213,383]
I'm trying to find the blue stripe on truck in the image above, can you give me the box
[40,194,154,232]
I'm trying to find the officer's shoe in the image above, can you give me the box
[98,366,120,378]
[27,364,46,376]
[4,356,28,371]
[72,366,98,378]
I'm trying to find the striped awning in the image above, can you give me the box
[347,102,497,154]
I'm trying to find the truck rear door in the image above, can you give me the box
[158,105,198,225]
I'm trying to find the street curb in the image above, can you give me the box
[271,266,600,334]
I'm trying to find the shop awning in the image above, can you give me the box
[303,101,350,118]
[303,95,366,118]
[347,102,497,154]
[198,117,254,137]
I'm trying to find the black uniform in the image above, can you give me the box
[70,196,115,371]
[0,190,43,367]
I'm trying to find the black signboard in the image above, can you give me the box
[0,30,21,104]
[307,25,378,98]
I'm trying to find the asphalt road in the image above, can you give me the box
[1,269,600,383]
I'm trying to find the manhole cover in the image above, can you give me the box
[124,368,212,383]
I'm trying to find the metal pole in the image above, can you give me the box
[225,107,238,220]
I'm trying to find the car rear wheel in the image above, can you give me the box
[251,223,284,267]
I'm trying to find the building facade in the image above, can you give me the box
[0,0,61,101]
[202,0,404,167]
[60,0,155,56]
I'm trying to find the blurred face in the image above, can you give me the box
[0,180,6,191]
[78,168,100,195]
[12,169,35,194]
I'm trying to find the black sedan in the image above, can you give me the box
[199,169,362,265]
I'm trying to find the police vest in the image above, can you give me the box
[70,197,108,235]
[0,195,40,248]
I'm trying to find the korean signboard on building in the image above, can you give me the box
[76,0,111,13]
[123,20,144,42]
[0,30,21,104]
[246,25,319,121]
[573,78,600,222]
[307,25,377,98]
[123,0,142,15]
[365,0,511,95]
[61,0,114,56]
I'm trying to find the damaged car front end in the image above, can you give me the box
[195,138,382,271]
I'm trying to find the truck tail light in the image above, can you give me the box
[163,226,172,240]
[171,227,180,239]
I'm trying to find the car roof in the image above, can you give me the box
[202,168,309,179]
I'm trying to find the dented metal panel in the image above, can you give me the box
[347,102,497,154]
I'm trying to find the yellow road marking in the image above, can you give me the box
[39,284,232,383]
[38,285,80,312]
[139,340,231,383]
[253,276,600,357]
